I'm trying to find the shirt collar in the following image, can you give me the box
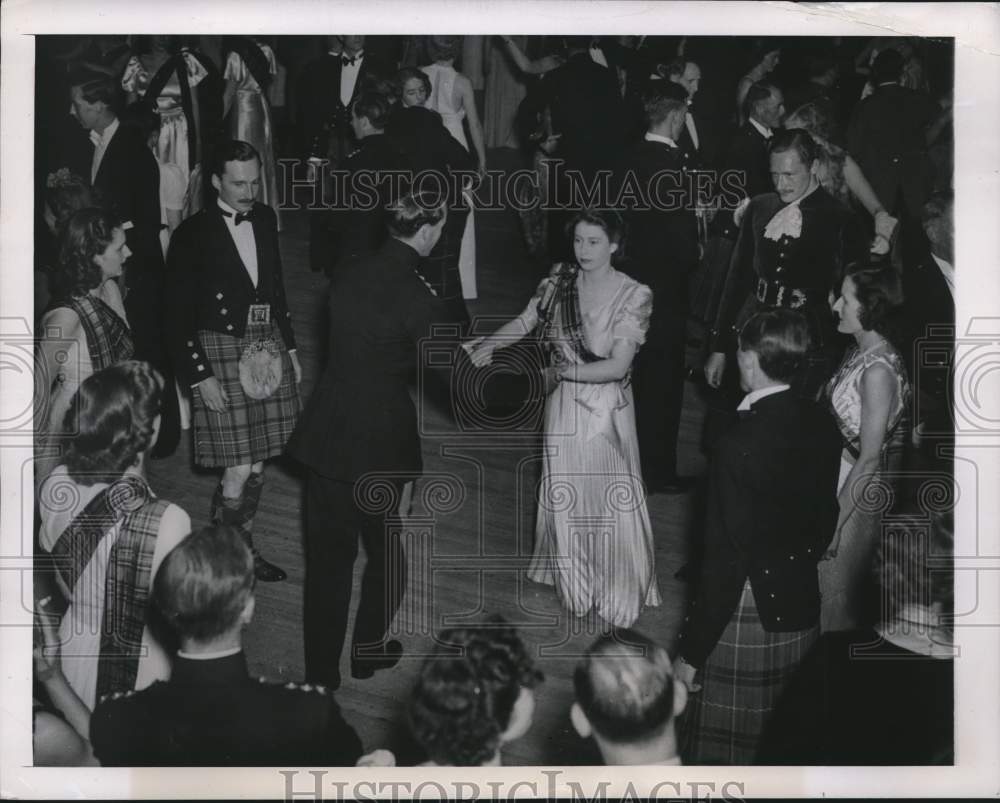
[737,383,790,411]
[931,254,955,294]
[94,116,120,145]
[217,197,239,216]
[644,132,678,148]
[177,645,242,661]
[749,117,773,139]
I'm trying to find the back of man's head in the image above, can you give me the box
[872,48,905,85]
[738,309,810,384]
[746,81,778,122]
[153,525,254,644]
[573,630,677,747]
[643,81,688,129]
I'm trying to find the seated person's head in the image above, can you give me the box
[386,190,447,253]
[571,629,686,764]
[351,91,393,136]
[409,618,543,766]
[60,361,163,486]
[153,525,255,648]
[736,309,810,390]
[394,67,431,108]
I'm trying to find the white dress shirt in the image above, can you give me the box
[931,254,955,298]
[218,198,259,288]
[737,383,790,411]
[90,116,120,183]
[644,132,678,148]
[685,111,700,151]
[749,117,773,140]
[340,51,363,107]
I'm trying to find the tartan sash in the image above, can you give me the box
[540,263,602,365]
[60,294,134,371]
[50,474,165,699]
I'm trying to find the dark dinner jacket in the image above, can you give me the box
[165,202,296,387]
[285,237,450,482]
[678,390,841,667]
[90,652,362,766]
[722,120,774,202]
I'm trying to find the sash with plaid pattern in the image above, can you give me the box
[541,263,603,366]
[59,294,134,371]
[50,474,165,700]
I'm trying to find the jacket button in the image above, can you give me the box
[770,593,776,598]
[186,340,194,347]
[776,616,782,622]
[216,292,224,300]
[191,352,198,359]
[789,555,795,560]
[226,324,234,331]
[196,364,205,372]
[221,308,228,315]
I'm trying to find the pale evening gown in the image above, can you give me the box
[522,266,661,627]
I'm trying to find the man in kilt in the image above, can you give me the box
[165,140,300,581]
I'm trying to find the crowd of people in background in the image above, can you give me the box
[32,32,955,767]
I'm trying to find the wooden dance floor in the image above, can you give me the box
[147,151,711,765]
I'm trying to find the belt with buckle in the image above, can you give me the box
[756,277,809,310]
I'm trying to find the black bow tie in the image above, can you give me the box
[222,208,253,225]
[342,54,359,67]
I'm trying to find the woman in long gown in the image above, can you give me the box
[221,36,282,229]
[468,211,661,628]
[422,35,486,301]
[820,265,910,631]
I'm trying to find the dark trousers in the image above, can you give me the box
[634,312,687,486]
[303,471,406,687]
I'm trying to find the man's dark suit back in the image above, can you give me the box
[722,121,773,201]
[286,237,448,482]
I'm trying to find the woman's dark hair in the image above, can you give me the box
[844,263,905,335]
[745,39,781,73]
[769,128,819,168]
[565,209,627,264]
[409,617,543,766]
[54,207,122,298]
[153,525,255,642]
[738,308,811,382]
[44,172,95,231]
[62,361,163,485]
[394,67,431,102]
[386,190,447,238]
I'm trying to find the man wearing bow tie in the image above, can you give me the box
[704,129,867,403]
[67,71,180,457]
[165,140,301,582]
[298,36,389,273]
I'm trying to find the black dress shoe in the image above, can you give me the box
[251,550,287,582]
[351,640,403,680]
[649,475,699,495]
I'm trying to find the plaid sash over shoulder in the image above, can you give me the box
[60,294,134,371]
[541,263,603,365]
[50,474,166,700]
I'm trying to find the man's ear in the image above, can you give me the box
[241,594,256,626]
[672,676,688,717]
[211,172,222,194]
[570,702,592,739]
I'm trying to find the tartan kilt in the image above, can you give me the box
[191,323,300,467]
[680,579,818,765]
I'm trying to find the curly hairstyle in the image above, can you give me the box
[843,263,905,336]
[44,171,96,230]
[394,66,431,104]
[54,207,123,299]
[62,361,163,486]
[386,190,447,238]
[409,617,544,766]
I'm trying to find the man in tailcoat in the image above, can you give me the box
[165,140,300,582]
[90,525,362,766]
[298,35,390,272]
[614,81,700,494]
[286,192,452,691]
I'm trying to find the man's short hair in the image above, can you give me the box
[745,81,778,121]
[872,48,905,85]
[738,309,811,382]
[153,525,254,642]
[352,91,393,130]
[573,629,676,743]
[643,81,688,127]
[209,139,261,178]
[68,70,122,114]
[769,128,818,168]
[386,190,447,238]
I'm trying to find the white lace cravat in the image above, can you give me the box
[763,202,803,241]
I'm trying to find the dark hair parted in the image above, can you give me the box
[409,617,543,766]
[54,207,123,299]
[352,91,393,131]
[62,361,163,485]
[843,263,905,335]
[394,67,432,102]
[153,525,255,642]
[208,139,261,179]
[769,127,819,168]
[642,80,688,127]
[573,629,676,743]
[565,209,627,263]
[738,308,811,382]
[386,190,447,238]
[68,70,123,114]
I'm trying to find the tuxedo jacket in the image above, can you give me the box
[901,247,954,408]
[678,391,841,667]
[87,122,164,280]
[165,202,296,387]
[286,238,450,482]
[614,139,700,318]
[90,652,362,766]
[297,52,390,162]
[710,187,868,352]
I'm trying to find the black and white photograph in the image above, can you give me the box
[1,1,998,798]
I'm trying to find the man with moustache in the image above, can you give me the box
[165,140,301,582]
[704,129,868,403]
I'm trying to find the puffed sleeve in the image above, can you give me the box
[223,50,247,83]
[120,55,144,93]
[612,282,653,347]
[181,49,208,87]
